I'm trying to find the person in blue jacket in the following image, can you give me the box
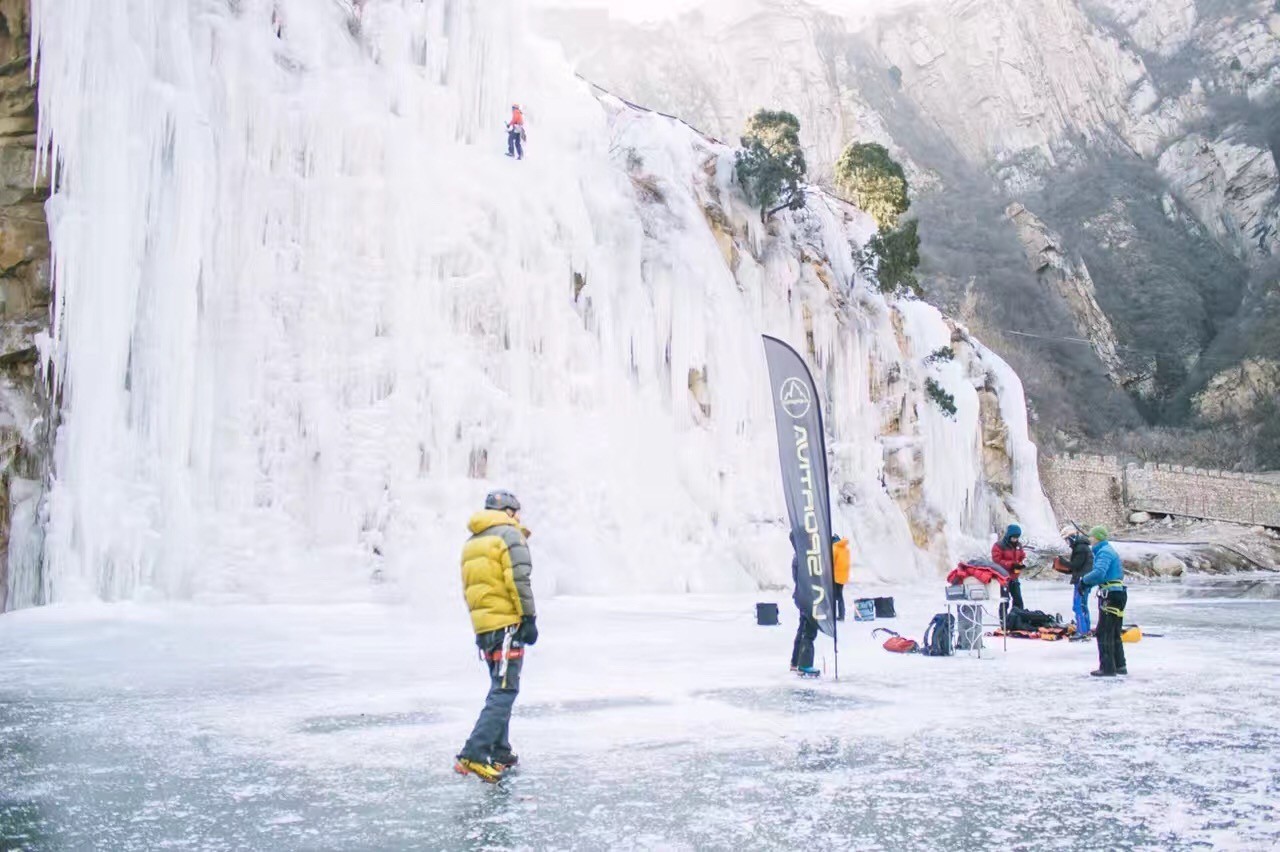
[1080,526,1127,677]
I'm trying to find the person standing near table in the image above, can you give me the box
[991,523,1027,611]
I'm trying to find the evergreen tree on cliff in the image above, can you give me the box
[834,142,910,231]
[837,141,922,297]
[866,219,922,298]
[734,110,807,222]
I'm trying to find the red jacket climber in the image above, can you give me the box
[991,524,1026,572]
[506,104,525,160]
[991,523,1027,611]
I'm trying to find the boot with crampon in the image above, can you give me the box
[454,755,504,784]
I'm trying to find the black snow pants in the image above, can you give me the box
[999,577,1026,626]
[460,626,523,762]
[1007,576,1025,611]
[834,583,846,621]
[1096,587,1128,674]
[791,613,818,669]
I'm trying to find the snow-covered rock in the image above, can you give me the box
[1125,78,1208,160]
[1204,11,1280,99]
[1157,128,1280,260]
[1090,0,1198,56]
[1151,552,1186,577]
[15,0,1056,607]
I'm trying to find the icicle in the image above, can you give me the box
[23,0,1058,606]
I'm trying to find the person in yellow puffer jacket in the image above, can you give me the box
[832,535,851,621]
[454,490,537,784]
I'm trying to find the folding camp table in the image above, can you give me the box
[945,580,1007,658]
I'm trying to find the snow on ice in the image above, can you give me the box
[2,581,1279,848]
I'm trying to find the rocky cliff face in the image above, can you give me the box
[876,0,1146,185]
[1157,127,1280,260]
[0,0,48,611]
[1090,0,1199,56]
[535,0,1280,466]
[1005,201,1150,392]
[1195,357,1280,420]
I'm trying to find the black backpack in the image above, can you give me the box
[1005,608,1060,631]
[922,613,954,657]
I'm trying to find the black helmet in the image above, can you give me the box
[484,490,521,512]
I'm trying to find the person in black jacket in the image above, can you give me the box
[789,530,819,674]
[1055,525,1094,638]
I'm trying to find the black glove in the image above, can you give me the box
[516,616,538,646]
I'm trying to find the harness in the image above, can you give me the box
[480,625,522,688]
[1097,580,1126,617]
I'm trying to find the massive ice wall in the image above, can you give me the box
[17,0,1054,607]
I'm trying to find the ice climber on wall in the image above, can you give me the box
[454,490,538,783]
[1081,526,1127,677]
[506,104,525,160]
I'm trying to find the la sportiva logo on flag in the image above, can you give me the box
[779,377,811,419]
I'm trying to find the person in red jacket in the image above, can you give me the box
[506,104,525,160]
[992,523,1027,612]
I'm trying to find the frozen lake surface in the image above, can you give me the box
[2,578,1278,850]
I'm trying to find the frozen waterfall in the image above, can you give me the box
[16,0,1055,608]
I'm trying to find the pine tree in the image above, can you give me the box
[734,110,807,221]
[834,142,910,231]
[865,219,922,297]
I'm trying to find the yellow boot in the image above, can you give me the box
[454,756,504,784]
